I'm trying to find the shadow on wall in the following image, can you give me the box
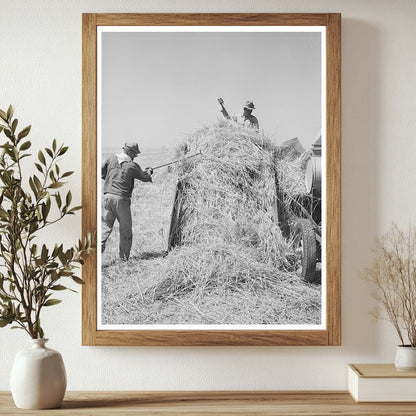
[341,19,381,355]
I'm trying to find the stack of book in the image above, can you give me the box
[348,364,416,402]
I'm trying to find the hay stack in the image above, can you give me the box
[178,120,288,266]
[146,120,310,302]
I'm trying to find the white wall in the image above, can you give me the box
[1,0,415,391]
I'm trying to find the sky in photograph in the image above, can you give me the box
[101,30,322,153]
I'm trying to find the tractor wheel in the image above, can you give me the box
[294,219,317,283]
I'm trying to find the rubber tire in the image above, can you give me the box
[294,219,317,283]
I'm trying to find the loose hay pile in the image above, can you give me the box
[178,120,290,268]
[140,120,320,325]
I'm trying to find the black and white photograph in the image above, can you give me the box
[97,26,326,329]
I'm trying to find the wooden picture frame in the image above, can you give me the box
[82,13,341,346]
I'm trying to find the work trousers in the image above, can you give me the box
[101,193,133,260]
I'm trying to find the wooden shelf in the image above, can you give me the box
[2,391,416,415]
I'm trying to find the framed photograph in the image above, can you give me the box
[82,13,341,346]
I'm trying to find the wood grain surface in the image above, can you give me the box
[82,13,341,346]
[95,13,330,26]
[326,13,342,346]
[1,391,416,415]
[350,364,416,378]
[81,13,98,347]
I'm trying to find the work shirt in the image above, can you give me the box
[235,114,259,130]
[102,153,152,198]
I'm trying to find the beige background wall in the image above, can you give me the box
[1,0,415,390]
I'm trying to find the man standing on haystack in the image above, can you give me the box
[101,142,153,261]
[219,99,260,131]
[236,100,259,130]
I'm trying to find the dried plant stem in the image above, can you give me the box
[364,223,416,346]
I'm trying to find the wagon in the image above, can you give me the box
[168,135,322,283]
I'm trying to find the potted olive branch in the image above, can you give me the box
[0,105,94,409]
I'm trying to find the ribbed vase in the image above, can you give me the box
[394,345,416,371]
[10,339,66,409]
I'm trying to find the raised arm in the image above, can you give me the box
[218,98,231,120]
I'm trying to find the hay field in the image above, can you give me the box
[101,121,321,326]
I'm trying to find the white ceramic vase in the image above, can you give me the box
[10,339,67,409]
[394,345,416,371]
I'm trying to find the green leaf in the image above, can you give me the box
[49,270,58,281]
[18,125,31,140]
[0,109,7,121]
[69,206,82,214]
[52,139,57,152]
[2,171,12,185]
[65,191,72,207]
[34,163,43,173]
[41,244,48,262]
[38,325,44,339]
[31,244,38,256]
[71,276,85,285]
[50,285,68,291]
[11,119,18,133]
[6,105,14,121]
[43,299,62,307]
[52,246,62,259]
[45,148,53,158]
[48,182,64,189]
[4,129,12,140]
[29,177,37,197]
[38,150,46,165]
[57,249,66,264]
[61,171,74,178]
[58,146,68,156]
[33,175,42,192]
[19,140,31,151]
[51,244,58,258]
[55,192,62,208]
[0,317,13,327]
[41,202,50,220]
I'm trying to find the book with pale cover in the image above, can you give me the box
[348,364,416,402]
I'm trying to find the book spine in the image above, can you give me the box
[347,366,359,402]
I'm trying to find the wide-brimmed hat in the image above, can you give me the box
[243,100,256,110]
[123,142,141,154]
